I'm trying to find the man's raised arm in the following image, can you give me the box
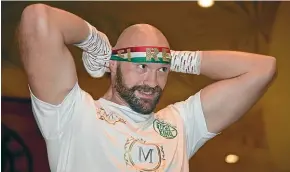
[200,51,276,133]
[18,4,89,105]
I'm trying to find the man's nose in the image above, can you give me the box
[143,72,158,88]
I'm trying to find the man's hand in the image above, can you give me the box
[199,51,276,133]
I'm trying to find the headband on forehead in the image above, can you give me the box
[111,46,172,64]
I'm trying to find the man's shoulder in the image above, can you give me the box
[78,86,102,102]
[155,104,183,124]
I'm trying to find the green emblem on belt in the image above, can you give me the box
[153,119,178,139]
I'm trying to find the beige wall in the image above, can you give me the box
[263,2,290,170]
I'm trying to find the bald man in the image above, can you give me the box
[18,4,276,172]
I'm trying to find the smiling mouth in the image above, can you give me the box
[136,90,155,99]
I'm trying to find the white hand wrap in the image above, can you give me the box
[74,22,111,78]
[170,50,202,75]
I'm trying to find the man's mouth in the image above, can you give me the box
[136,90,155,99]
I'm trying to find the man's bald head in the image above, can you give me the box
[108,24,170,114]
[114,24,169,49]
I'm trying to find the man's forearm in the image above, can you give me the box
[200,51,276,80]
[26,4,90,45]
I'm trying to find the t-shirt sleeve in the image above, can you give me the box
[29,82,82,140]
[173,90,217,159]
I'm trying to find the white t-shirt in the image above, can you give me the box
[30,83,216,172]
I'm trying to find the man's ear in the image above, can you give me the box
[109,60,118,75]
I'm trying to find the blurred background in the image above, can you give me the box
[1,1,290,172]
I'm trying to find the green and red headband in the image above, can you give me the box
[111,46,172,64]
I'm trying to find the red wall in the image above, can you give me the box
[2,98,50,172]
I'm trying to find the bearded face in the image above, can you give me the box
[115,65,163,114]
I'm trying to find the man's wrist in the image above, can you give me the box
[73,21,112,78]
[170,50,202,75]
[74,21,95,51]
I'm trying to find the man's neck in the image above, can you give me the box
[103,87,129,107]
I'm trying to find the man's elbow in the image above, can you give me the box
[265,56,277,79]
[20,4,50,37]
[258,56,277,83]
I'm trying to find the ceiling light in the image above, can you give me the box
[197,0,214,8]
[225,154,239,164]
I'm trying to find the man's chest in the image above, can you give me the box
[76,106,186,171]
[64,103,188,172]
[95,109,182,171]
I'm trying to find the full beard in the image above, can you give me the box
[115,67,162,114]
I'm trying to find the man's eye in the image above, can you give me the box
[159,67,168,72]
[138,64,147,69]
